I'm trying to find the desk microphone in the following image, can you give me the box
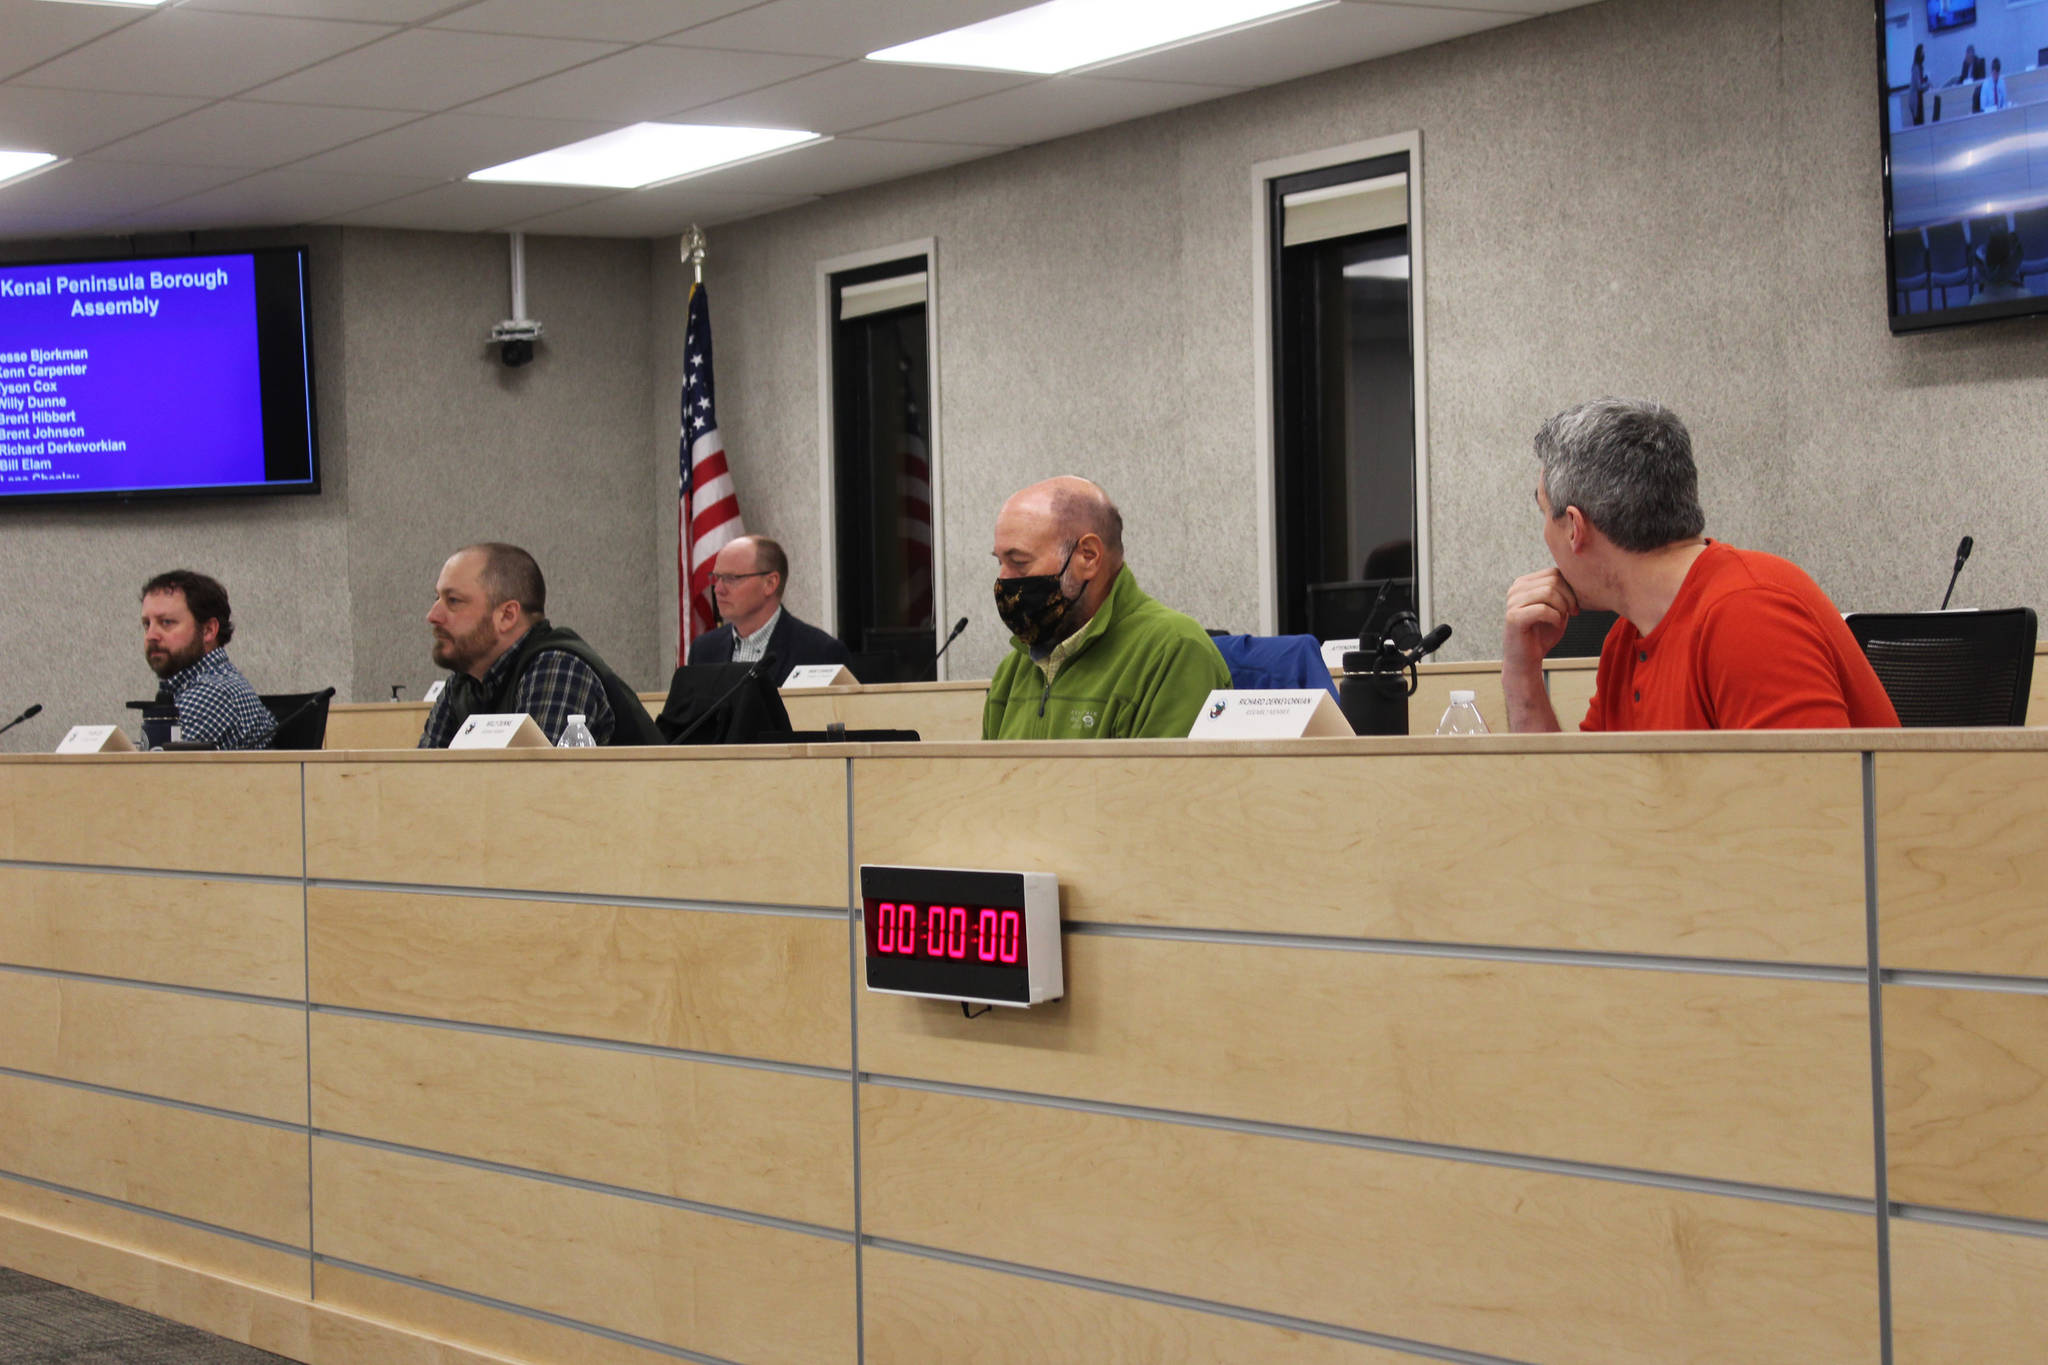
[933,616,970,661]
[1939,534,1974,610]
[669,654,774,746]
[0,703,42,737]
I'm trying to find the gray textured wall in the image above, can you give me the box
[668,0,2048,678]
[0,228,658,752]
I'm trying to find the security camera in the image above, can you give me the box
[490,318,543,368]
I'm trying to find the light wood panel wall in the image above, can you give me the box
[863,1249,1418,1365]
[1875,752,2048,976]
[304,756,845,905]
[1885,985,2048,1221]
[861,937,1872,1194]
[322,703,429,751]
[1890,1218,2048,1365]
[0,1174,309,1298]
[1547,658,1600,729]
[0,761,302,876]
[306,888,849,1067]
[312,1139,857,1365]
[0,973,304,1124]
[0,867,304,997]
[853,751,1868,961]
[0,1073,307,1247]
[860,1085,1879,1365]
[314,1264,686,1365]
[310,1013,852,1228]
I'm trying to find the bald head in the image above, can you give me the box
[992,477,1126,639]
[996,477,1124,558]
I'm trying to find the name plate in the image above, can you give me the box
[1320,639,1359,672]
[448,713,549,749]
[783,664,855,688]
[422,679,446,704]
[1187,689,1353,739]
[56,725,136,754]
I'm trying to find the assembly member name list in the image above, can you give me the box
[0,347,114,474]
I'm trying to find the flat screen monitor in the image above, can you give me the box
[1877,2,2048,331]
[0,247,317,503]
[656,663,792,745]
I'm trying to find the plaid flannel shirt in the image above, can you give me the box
[418,637,614,748]
[163,648,277,750]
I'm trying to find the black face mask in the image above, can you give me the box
[994,547,1079,648]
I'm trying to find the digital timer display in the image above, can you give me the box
[860,865,1062,1007]
[865,901,1027,966]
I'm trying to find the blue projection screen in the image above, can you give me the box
[0,247,317,504]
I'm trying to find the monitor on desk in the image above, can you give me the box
[656,662,791,745]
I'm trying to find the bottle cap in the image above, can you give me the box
[567,714,585,725]
[1448,690,1475,703]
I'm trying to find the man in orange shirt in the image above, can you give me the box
[1502,397,1899,732]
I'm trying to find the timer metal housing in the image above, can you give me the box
[859,864,1063,1008]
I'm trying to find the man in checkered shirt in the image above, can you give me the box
[417,543,660,748]
[141,570,277,750]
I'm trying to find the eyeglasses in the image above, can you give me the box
[708,571,773,586]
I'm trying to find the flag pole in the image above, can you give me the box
[679,225,707,660]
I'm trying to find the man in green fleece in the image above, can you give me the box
[983,477,1230,740]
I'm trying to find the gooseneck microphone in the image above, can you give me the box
[933,616,970,661]
[0,703,42,737]
[1939,534,1974,610]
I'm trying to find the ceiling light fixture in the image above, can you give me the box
[33,1,173,8]
[867,0,1333,75]
[0,151,63,190]
[469,123,823,190]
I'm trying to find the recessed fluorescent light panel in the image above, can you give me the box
[469,123,822,190]
[0,151,62,189]
[868,0,1331,75]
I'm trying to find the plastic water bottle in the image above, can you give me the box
[1435,690,1490,736]
[556,715,597,748]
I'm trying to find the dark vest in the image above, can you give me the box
[462,622,662,746]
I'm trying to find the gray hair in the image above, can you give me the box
[1533,398,1705,553]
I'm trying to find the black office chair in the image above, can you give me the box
[262,691,333,750]
[1553,609,1620,658]
[1844,609,2038,726]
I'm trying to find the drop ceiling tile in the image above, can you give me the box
[0,86,206,157]
[1103,1,1523,87]
[697,135,1005,195]
[461,44,837,122]
[673,58,1032,133]
[287,110,616,178]
[429,0,761,43]
[86,102,421,170]
[107,168,440,231]
[507,184,812,236]
[321,178,613,230]
[0,210,121,244]
[242,29,626,111]
[862,75,1244,146]
[10,11,398,100]
[0,158,248,220]
[0,0,150,84]
[181,0,461,18]
[662,0,1027,59]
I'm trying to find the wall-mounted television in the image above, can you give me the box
[0,247,317,504]
[1928,0,1975,33]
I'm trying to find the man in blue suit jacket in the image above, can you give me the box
[687,534,855,678]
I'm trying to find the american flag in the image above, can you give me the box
[679,281,743,661]
[895,354,933,627]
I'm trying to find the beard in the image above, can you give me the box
[145,636,207,679]
[431,615,500,674]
